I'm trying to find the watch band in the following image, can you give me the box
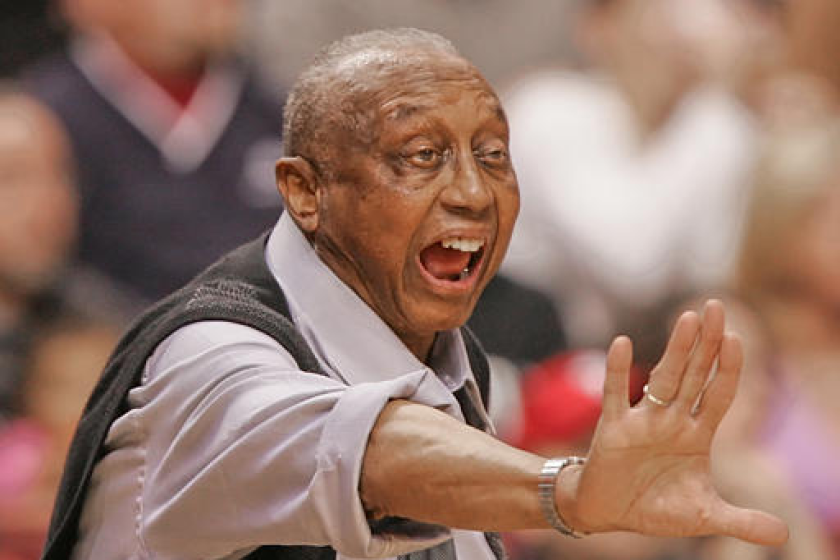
[538,456,588,538]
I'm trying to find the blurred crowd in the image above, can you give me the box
[2,0,840,559]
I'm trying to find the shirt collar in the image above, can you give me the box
[264,214,472,392]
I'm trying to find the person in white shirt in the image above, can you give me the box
[502,0,782,346]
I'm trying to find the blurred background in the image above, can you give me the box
[2,1,840,558]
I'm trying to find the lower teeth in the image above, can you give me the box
[446,268,471,282]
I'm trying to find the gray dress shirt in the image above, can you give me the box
[72,214,496,560]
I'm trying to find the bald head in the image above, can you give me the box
[282,28,484,179]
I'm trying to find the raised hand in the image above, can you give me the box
[559,300,789,546]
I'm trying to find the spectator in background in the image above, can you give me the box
[0,312,119,560]
[0,89,77,419]
[24,0,285,302]
[733,116,840,555]
[0,88,133,421]
[0,88,129,560]
[501,0,784,346]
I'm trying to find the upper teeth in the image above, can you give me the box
[441,237,484,252]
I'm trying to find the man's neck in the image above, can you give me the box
[400,331,436,364]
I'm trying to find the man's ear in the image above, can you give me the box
[276,157,320,233]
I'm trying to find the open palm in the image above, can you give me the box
[563,300,788,546]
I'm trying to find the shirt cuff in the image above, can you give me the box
[309,369,460,558]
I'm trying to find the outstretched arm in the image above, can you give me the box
[360,300,789,546]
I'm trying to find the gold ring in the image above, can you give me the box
[643,384,672,407]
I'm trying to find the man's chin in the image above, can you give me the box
[410,303,476,335]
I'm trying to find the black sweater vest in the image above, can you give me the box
[41,234,493,560]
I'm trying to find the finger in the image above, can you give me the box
[646,310,700,405]
[715,502,789,547]
[696,332,743,431]
[602,336,632,420]
[675,300,725,412]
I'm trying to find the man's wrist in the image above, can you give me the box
[539,457,590,538]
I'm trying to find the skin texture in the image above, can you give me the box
[276,44,788,546]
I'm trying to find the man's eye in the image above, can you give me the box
[476,146,509,166]
[406,148,441,168]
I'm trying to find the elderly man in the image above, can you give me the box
[43,29,787,560]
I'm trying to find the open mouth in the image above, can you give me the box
[418,236,486,285]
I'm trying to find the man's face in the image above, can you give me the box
[312,56,519,356]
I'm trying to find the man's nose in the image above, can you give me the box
[440,155,492,216]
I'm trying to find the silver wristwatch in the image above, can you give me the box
[538,456,588,538]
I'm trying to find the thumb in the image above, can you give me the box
[715,502,789,547]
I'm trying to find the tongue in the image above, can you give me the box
[420,243,471,280]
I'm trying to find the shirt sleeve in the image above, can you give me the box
[128,320,458,559]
